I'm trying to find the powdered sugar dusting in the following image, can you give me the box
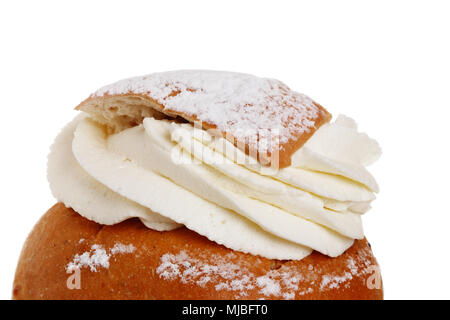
[255,268,307,298]
[320,272,353,290]
[156,251,254,297]
[156,246,378,299]
[155,250,314,299]
[256,276,281,296]
[319,246,377,291]
[66,242,135,272]
[93,70,323,156]
[110,242,135,255]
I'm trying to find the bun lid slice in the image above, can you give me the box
[76,70,331,169]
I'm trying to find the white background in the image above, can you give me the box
[1,0,449,300]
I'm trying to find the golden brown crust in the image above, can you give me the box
[13,204,383,300]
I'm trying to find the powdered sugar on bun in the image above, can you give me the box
[78,70,331,168]
[13,204,383,300]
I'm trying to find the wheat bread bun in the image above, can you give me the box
[13,203,383,300]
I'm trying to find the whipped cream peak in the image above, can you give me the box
[298,114,382,167]
[48,113,381,261]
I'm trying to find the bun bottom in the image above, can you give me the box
[13,203,383,300]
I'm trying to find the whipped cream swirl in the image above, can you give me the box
[48,114,381,260]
